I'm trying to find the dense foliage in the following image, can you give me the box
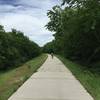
[0,25,41,70]
[43,41,54,53]
[45,0,100,66]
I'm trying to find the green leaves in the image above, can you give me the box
[46,6,62,32]
[46,0,100,64]
[0,26,41,70]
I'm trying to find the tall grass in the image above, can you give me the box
[0,54,48,100]
[57,55,100,100]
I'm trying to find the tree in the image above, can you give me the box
[0,26,41,70]
[46,0,100,65]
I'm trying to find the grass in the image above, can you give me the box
[0,54,48,100]
[57,55,100,100]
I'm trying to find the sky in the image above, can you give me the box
[0,0,60,46]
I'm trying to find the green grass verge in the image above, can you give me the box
[57,55,100,100]
[0,54,48,100]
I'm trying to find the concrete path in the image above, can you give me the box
[9,55,94,100]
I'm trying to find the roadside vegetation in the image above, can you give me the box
[0,54,47,100]
[0,25,41,70]
[0,24,44,100]
[57,55,100,100]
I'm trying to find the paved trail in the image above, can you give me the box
[9,55,93,100]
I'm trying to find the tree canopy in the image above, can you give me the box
[0,25,41,70]
[45,0,100,66]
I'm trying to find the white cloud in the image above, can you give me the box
[0,0,59,46]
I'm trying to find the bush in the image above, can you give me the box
[0,26,41,70]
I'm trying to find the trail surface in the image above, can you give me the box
[9,55,93,100]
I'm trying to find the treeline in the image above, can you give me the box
[0,25,41,70]
[44,0,100,70]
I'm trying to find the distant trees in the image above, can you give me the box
[45,0,100,65]
[0,25,41,70]
[43,41,54,53]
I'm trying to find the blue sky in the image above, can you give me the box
[0,0,60,46]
